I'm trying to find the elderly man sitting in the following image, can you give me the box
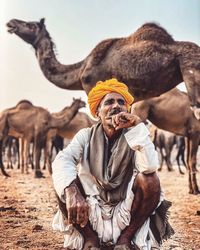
[52,79,174,250]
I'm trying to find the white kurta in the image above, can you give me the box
[52,123,163,250]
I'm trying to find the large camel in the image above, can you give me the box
[6,18,200,118]
[0,99,85,177]
[132,88,200,194]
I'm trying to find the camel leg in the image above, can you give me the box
[29,142,34,170]
[0,140,10,177]
[180,142,186,174]
[44,138,53,175]
[16,139,20,169]
[158,148,164,171]
[176,149,185,175]
[33,137,44,178]
[187,134,200,194]
[165,146,173,172]
[19,138,25,173]
[24,139,30,174]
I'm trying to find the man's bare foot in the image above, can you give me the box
[83,238,100,250]
[114,243,139,250]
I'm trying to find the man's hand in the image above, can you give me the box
[106,111,142,130]
[64,181,89,227]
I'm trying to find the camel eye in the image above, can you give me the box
[27,23,36,31]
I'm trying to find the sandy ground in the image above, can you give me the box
[0,165,200,250]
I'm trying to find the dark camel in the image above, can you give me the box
[153,127,176,172]
[132,88,200,194]
[152,127,186,175]
[0,99,85,177]
[175,136,187,171]
[6,18,200,118]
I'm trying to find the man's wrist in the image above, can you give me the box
[64,181,77,195]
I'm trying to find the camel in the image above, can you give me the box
[44,107,96,170]
[6,18,200,119]
[3,136,19,169]
[132,88,200,194]
[0,98,85,177]
[153,127,176,172]
[152,127,186,174]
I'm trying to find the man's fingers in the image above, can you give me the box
[72,207,77,223]
[80,208,89,228]
[77,203,89,226]
[67,207,74,224]
[76,205,83,224]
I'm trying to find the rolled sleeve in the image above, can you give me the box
[124,123,159,173]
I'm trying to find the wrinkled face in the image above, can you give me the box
[97,92,128,128]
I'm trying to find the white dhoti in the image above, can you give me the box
[52,176,163,250]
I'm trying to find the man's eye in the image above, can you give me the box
[118,100,125,105]
[104,100,113,105]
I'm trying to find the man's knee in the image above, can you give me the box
[133,172,161,196]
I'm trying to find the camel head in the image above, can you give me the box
[7,18,46,46]
[72,97,86,109]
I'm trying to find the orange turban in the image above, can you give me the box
[88,78,134,117]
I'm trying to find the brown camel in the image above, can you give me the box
[152,127,186,175]
[44,104,96,169]
[153,127,176,172]
[0,98,85,177]
[6,18,200,118]
[132,88,200,194]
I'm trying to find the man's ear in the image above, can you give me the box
[95,111,99,118]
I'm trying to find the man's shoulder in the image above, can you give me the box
[75,126,93,140]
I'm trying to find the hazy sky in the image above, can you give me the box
[1,0,200,113]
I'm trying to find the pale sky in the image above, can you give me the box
[1,0,200,113]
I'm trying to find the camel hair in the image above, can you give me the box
[6,18,200,119]
[132,88,200,195]
[0,98,85,178]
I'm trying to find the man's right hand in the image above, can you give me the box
[64,181,89,227]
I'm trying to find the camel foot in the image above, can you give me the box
[34,170,45,178]
[179,170,185,175]
[1,167,10,177]
[189,189,200,195]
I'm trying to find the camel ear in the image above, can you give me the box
[73,97,75,101]
[39,18,45,26]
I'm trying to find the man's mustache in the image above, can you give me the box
[108,108,122,116]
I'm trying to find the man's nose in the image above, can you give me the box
[112,101,120,108]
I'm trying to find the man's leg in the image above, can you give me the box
[55,178,100,250]
[115,172,161,249]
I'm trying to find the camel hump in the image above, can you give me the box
[90,38,119,65]
[130,22,174,44]
[15,99,33,109]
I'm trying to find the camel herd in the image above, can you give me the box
[0,98,95,177]
[2,18,200,194]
